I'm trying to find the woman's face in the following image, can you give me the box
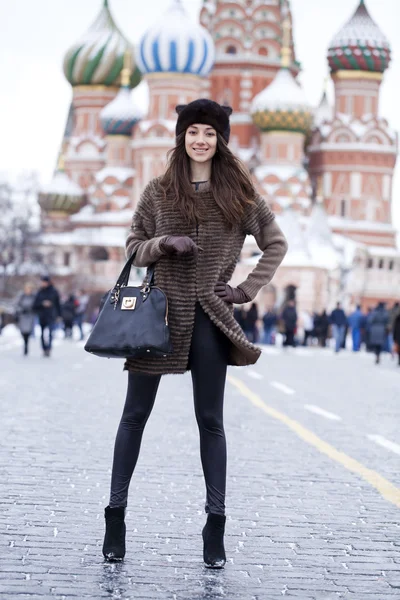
[185,123,217,164]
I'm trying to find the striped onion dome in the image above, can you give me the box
[251,68,312,136]
[63,0,141,88]
[137,0,215,77]
[39,162,85,215]
[100,86,141,135]
[328,0,391,73]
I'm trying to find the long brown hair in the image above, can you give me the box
[159,131,255,227]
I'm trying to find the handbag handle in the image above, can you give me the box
[115,253,155,290]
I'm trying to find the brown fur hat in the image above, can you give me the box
[175,99,233,143]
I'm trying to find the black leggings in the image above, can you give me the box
[109,303,229,515]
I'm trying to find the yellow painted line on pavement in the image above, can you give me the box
[228,374,400,510]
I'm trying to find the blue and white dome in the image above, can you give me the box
[136,0,215,77]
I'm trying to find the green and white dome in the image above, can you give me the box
[251,67,312,136]
[63,0,141,88]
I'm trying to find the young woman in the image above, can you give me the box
[102,99,288,567]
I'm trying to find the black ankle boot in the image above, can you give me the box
[102,506,126,561]
[202,513,226,568]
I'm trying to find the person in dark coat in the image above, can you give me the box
[368,302,390,364]
[314,310,330,347]
[393,307,400,366]
[329,302,347,353]
[281,300,297,347]
[16,283,36,356]
[33,275,61,357]
[262,308,277,345]
[61,294,76,338]
[245,303,259,343]
[233,306,246,330]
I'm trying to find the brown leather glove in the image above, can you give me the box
[160,235,203,256]
[214,281,251,304]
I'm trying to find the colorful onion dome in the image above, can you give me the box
[63,0,141,88]
[39,159,85,215]
[137,0,215,77]
[328,0,391,73]
[251,67,312,135]
[100,57,141,136]
[100,87,140,135]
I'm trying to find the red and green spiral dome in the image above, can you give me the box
[327,0,391,74]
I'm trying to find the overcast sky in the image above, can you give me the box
[1,0,399,227]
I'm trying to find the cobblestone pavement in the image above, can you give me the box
[1,333,400,599]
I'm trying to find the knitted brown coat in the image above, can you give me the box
[124,178,288,375]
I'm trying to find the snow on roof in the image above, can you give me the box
[138,119,176,134]
[71,208,132,225]
[316,112,397,142]
[251,68,310,114]
[237,147,256,163]
[95,167,135,183]
[314,90,332,128]
[366,245,400,257]
[41,170,83,197]
[328,216,397,233]
[41,226,127,248]
[254,164,308,182]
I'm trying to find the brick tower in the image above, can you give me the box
[308,0,398,247]
[200,0,298,150]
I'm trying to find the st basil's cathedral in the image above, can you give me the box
[38,0,399,312]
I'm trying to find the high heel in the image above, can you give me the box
[102,506,126,561]
[202,513,226,568]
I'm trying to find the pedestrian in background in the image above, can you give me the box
[61,294,76,338]
[314,310,330,347]
[329,302,347,353]
[368,302,389,364]
[15,283,36,356]
[101,99,288,566]
[233,305,246,331]
[262,307,277,345]
[301,310,314,347]
[33,275,61,357]
[348,304,365,352]
[245,302,259,343]
[281,299,297,347]
[74,289,89,340]
[393,307,400,366]
[389,302,400,356]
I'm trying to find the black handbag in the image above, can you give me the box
[84,253,172,359]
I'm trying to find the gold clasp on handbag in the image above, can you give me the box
[121,297,137,310]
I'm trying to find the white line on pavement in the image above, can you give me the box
[270,381,295,395]
[304,404,342,421]
[367,434,400,456]
[247,370,264,380]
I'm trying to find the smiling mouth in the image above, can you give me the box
[193,148,208,153]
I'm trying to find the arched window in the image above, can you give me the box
[89,247,109,262]
[226,45,237,54]
[258,47,269,56]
